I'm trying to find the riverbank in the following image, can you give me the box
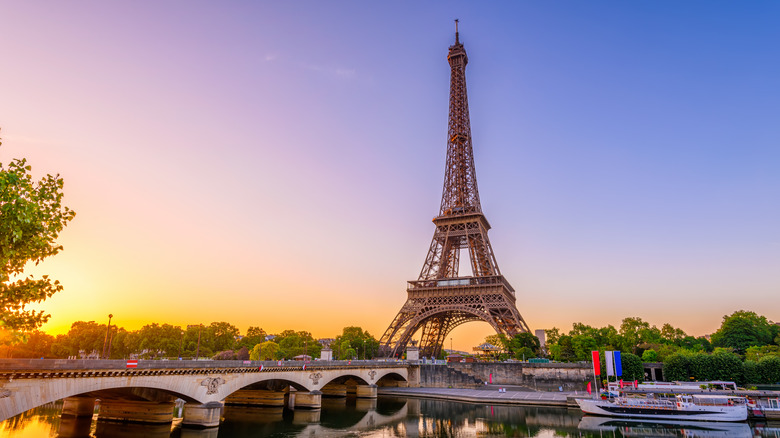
[378,386,588,408]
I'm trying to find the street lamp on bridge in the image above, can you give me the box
[101,314,113,359]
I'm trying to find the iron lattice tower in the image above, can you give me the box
[379,24,530,359]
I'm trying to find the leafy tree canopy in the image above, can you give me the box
[710,310,775,353]
[1,136,76,342]
[333,326,378,360]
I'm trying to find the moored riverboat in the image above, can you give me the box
[576,393,748,422]
[758,397,780,420]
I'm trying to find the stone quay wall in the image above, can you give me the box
[444,362,593,391]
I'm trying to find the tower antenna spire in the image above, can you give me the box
[455,19,459,43]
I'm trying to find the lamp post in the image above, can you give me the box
[363,339,366,360]
[304,341,308,362]
[107,325,115,359]
[196,324,203,360]
[179,331,184,359]
[101,314,113,359]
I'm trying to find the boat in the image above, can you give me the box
[757,397,780,420]
[576,393,748,422]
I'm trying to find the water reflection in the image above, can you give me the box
[577,416,753,437]
[4,396,780,437]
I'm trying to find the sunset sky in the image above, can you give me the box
[2,2,779,351]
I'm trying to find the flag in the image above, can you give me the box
[126,360,138,369]
[634,380,638,389]
[587,381,592,395]
[302,364,306,370]
[259,365,264,371]
[591,351,601,376]
[619,379,624,389]
[605,351,614,377]
[614,351,623,377]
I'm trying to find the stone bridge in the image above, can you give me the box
[0,359,416,427]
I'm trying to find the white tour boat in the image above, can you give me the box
[576,393,748,422]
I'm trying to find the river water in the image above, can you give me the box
[2,396,779,437]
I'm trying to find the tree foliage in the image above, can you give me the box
[274,330,321,359]
[332,326,378,360]
[710,310,775,353]
[621,352,644,381]
[1,141,76,342]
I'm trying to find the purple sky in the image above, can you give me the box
[2,2,778,349]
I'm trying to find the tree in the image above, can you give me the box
[51,321,108,358]
[507,333,540,359]
[237,326,267,350]
[710,350,743,383]
[618,317,661,355]
[620,353,644,381]
[333,326,378,360]
[745,345,780,362]
[663,352,691,382]
[710,310,775,353]
[570,335,598,362]
[207,321,240,353]
[4,330,55,358]
[660,323,687,345]
[137,323,183,358]
[758,355,780,384]
[1,138,76,343]
[544,328,561,346]
[275,330,321,359]
[641,349,658,362]
[549,335,576,362]
[251,341,279,360]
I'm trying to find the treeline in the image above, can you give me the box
[544,310,780,384]
[3,321,379,361]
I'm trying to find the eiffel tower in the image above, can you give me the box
[379,23,530,359]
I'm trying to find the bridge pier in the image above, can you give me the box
[97,399,175,424]
[321,383,347,397]
[182,401,223,428]
[356,384,378,398]
[293,390,322,409]
[61,396,96,417]
[224,389,287,407]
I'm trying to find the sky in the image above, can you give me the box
[1,1,779,351]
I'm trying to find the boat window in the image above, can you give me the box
[770,399,779,409]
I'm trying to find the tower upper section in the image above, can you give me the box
[439,25,482,218]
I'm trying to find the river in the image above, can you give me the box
[2,396,778,437]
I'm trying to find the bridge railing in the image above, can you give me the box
[0,358,410,371]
